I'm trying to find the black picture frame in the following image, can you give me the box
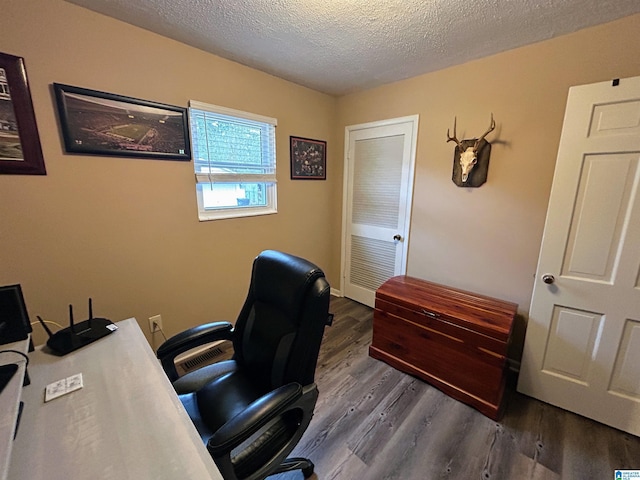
[290,136,326,180]
[0,52,46,175]
[53,83,191,161]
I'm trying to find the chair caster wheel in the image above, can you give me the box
[302,461,314,478]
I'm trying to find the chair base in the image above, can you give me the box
[272,457,314,478]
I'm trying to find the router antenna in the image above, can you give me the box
[36,315,54,337]
[69,304,75,333]
[88,298,93,327]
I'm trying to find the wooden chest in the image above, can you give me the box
[369,275,517,420]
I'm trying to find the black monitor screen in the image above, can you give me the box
[0,284,32,345]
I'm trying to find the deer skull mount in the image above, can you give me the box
[447,114,496,187]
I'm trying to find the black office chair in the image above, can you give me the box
[157,250,332,480]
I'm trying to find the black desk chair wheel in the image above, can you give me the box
[157,250,332,480]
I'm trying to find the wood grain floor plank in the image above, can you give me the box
[507,453,561,480]
[347,375,426,465]
[357,382,449,479]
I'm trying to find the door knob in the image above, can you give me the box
[542,274,555,284]
[393,234,402,241]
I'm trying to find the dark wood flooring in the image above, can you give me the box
[273,296,640,480]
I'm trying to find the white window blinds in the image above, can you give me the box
[189,100,277,184]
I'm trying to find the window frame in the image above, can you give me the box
[189,100,278,221]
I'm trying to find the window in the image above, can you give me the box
[189,100,277,221]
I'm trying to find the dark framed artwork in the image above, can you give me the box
[290,136,326,180]
[0,52,46,175]
[53,83,191,161]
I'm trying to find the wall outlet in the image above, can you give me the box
[149,314,163,333]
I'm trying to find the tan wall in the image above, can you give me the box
[335,14,640,359]
[0,0,338,345]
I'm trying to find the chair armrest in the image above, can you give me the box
[156,322,233,381]
[207,382,303,456]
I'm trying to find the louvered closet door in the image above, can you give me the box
[343,116,418,307]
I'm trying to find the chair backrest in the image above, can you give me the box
[232,250,330,391]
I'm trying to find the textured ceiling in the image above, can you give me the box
[66,0,640,95]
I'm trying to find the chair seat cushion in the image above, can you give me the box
[194,369,268,434]
[173,359,238,394]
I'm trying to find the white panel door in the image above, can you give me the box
[342,116,418,307]
[517,76,640,435]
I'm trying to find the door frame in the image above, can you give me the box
[339,115,419,297]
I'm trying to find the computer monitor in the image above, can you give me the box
[0,284,33,345]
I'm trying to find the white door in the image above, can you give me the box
[341,116,418,307]
[517,76,640,435]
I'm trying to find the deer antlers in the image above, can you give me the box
[446,114,495,151]
[474,113,496,149]
[446,117,463,149]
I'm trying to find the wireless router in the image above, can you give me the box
[39,298,116,356]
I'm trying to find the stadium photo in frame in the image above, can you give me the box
[53,83,191,161]
[0,52,46,175]
[290,136,326,180]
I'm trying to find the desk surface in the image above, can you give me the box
[8,318,223,480]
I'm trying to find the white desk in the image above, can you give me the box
[7,318,223,480]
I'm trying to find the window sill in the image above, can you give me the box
[198,207,277,222]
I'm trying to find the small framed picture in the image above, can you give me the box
[290,136,326,180]
[0,52,46,175]
[53,83,191,161]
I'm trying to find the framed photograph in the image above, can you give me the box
[0,52,46,175]
[290,136,326,180]
[53,83,191,161]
